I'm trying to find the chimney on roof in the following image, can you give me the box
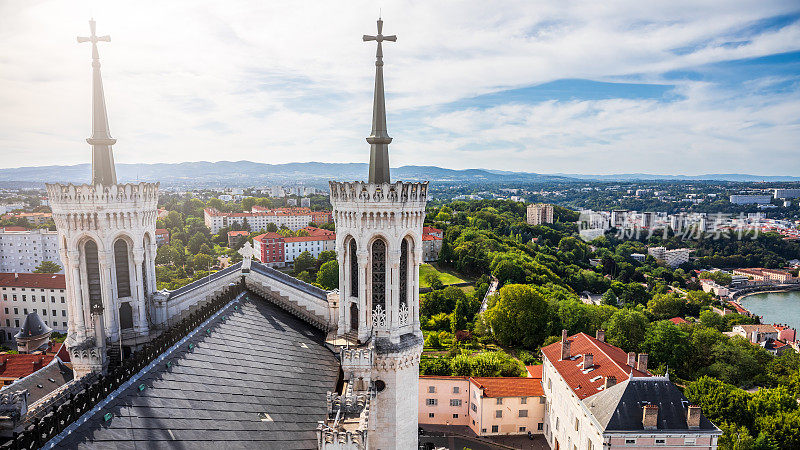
[750,330,760,343]
[14,273,18,280]
[595,329,605,342]
[643,404,659,430]
[560,329,570,360]
[637,353,649,372]
[627,352,636,367]
[687,405,701,429]
[583,353,593,370]
[604,376,616,389]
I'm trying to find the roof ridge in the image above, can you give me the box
[583,332,630,376]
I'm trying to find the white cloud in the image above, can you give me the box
[0,0,798,175]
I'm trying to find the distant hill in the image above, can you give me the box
[0,161,796,188]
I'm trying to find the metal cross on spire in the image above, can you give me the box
[363,18,396,185]
[78,19,117,186]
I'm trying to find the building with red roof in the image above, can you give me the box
[421,229,443,262]
[0,273,69,341]
[226,230,250,247]
[669,317,689,325]
[252,232,285,267]
[541,330,721,450]
[154,228,169,246]
[419,371,546,437]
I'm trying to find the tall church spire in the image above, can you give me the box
[78,19,117,186]
[363,18,396,184]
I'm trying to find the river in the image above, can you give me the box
[739,290,800,331]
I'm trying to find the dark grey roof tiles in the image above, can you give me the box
[54,291,340,449]
[584,376,719,432]
[15,311,52,339]
[1,357,72,405]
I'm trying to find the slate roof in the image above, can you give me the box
[54,291,341,449]
[584,377,719,433]
[15,311,52,339]
[1,357,73,405]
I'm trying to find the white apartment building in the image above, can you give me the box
[773,188,800,199]
[204,207,315,233]
[284,234,335,264]
[541,331,721,450]
[0,273,68,342]
[0,228,62,273]
[729,194,772,205]
[647,247,690,268]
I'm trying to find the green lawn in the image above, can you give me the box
[419,263,469,287]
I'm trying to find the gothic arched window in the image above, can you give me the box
[399,238,408,307]
[114,239,132,298]
[371,238,386,313]
[350,239,358,298]
[83,240,102,310]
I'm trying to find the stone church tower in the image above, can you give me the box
[47,20,159,378]
[330,18,428,449]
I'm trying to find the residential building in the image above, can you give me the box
[731,324,795,355]
[774,188,800,199]
[0,273,69,341]
[422,227,444,262]
[227,230,250,247]
[0,342,69,386]
[419,373,546,436]
[301,197,311,208]
[204,207,325,233]
[527,203,554,226]
[284,232,335,264]
[541,330,721,450]
[0,212,52,225]
[611,210,629,228]
[732,268,795,283]
[252,232,285,267]
[0,228,61,273]
[729,194,772,205]
[647,247,690,268]
[700,279,729,297]
[154,228,169,246]
[630,253,645,263]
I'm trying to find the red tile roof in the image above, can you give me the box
[423,226,443,235]
[284,235,335,243]
[541,332,651,400]
[303,226,335,237]
[0,226,28,232]
[526,365,543,379]
[227,230,250,237]
[253,232,283,241]
[0,273,65,289]
[470,377,544,397]
[669,317,689,325]
[422,235,442,241]
[0,354,54,379]
[155,228,168,235]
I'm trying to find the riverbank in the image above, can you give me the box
[731,284,800,301]
[739,290,800,332]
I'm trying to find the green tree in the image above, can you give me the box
[424,271,444,290]
[451,298,468,333]
[601,289,618,307]
[33,261,62,273]
[483,284,550,349]
[192,253,215,271]
[293,251,316,275]
[316,260,339,290]
[266,222,278,232]
[647,292,685,320]
[605,308,649,352]
[642,320,690,373]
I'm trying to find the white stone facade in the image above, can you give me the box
[47,182,159,377]
[329,180,427,450]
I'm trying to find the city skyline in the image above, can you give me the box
[1,1,799,175]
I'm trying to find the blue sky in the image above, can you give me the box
[0,0,799,175]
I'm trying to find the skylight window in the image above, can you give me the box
[258,413,273,422]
